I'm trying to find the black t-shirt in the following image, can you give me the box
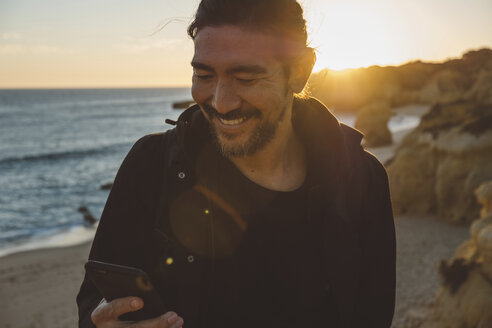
[168,142,337,327]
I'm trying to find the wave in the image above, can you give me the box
[0,142,132,166]
[34,96,175,111]
[336,112,422,133]
[0,223,98,258]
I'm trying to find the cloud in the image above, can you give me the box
[1,32,22,40]
[0,32,76,55]
[115,37,182,54]
[0,43,75,55]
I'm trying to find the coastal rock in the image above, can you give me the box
[78,206,97,226]
[308,48,492,113]
[421,181,492,328]
[470,213,492,244]
[417,69,468,105]
[465,67,492,104]
[475,181,492,216]
[386,135,437,214]
[387,101,492,224]
[100,182,113,190]
[478,225,492,280]
[422,269,492,328]
[354,101,392,147]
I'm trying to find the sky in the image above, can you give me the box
[1,0,491,88]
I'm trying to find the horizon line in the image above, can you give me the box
[0,85,192,90]
[2,46,490,89]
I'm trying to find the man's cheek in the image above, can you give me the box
[191,83,211,104]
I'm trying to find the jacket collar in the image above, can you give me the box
[172,97,363,189]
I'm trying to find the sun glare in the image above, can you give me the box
[303,1,419,71]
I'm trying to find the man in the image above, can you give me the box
[77,0,396,327]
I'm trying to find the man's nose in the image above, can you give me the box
[211,81,241,114]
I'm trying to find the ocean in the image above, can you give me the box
[0,88,421,257]
[0,88,189,256]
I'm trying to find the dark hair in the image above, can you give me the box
[188,0,309,47]
[188,0,315,97]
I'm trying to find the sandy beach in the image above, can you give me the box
[0,105,470,328]
[0,242,91,328]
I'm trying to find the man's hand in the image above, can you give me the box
[91,297,184,328]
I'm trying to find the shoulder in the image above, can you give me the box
[109,131,177,185]
[339,123,389,186]
[362,150,389,182]
[353,150,391,204]
[124,130,176,163]
[129,131,172,154]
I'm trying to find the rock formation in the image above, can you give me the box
[387,100,492,224]
[421,180,492,327]
[354,101,393,147]
[476,181,492,216]
[78,205,97,226]
[417,69,468,105]
[465,66,492,104]
[100,182,113,190]
[308,48,492,113]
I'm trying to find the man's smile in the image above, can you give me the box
[202,103,262,134]
[218,116,247,126]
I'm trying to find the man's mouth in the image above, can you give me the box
[201,104,261,128]
[218,117,247,126]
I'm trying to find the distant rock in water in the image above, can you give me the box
[78,206,97,226]
[172,100,195,110]
[387,100,492,224]
[354,101,392,147]
[100,182,113,190]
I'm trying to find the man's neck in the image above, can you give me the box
[229,108,307,192]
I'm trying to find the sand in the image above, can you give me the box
[0,243,91,328]
[0,105,470,327]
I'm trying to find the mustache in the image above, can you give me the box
[201,104,262,120]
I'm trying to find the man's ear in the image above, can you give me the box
[288,48,316,93]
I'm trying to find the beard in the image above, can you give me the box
[201,103,288,158]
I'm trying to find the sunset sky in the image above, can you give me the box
[1,0,491,88]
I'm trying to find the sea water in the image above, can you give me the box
[0,88,189,256]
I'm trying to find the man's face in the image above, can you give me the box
[191,25,293,158]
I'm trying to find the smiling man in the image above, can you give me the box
[77,1,396,327]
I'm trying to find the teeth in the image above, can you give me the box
[218,117,246,125]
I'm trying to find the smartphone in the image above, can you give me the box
[85,260,166,322]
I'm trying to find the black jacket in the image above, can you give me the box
[77,97,396,327]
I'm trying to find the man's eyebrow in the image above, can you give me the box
[191,61,214,72]
[191,62,267,75]
[227,65,267,75]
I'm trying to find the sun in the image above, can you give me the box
[301,0,418,71]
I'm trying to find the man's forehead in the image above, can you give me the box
[192,25,301,67]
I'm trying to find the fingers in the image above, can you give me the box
[132,312,184,328]
[91,297,184,328]
[91,297,143,325]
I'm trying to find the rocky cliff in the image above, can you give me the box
[308,48,492,113]
[421,180,492,327]
[386,100,492,224]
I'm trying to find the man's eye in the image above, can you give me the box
[237,78,257,83]
[194,74,213,80]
